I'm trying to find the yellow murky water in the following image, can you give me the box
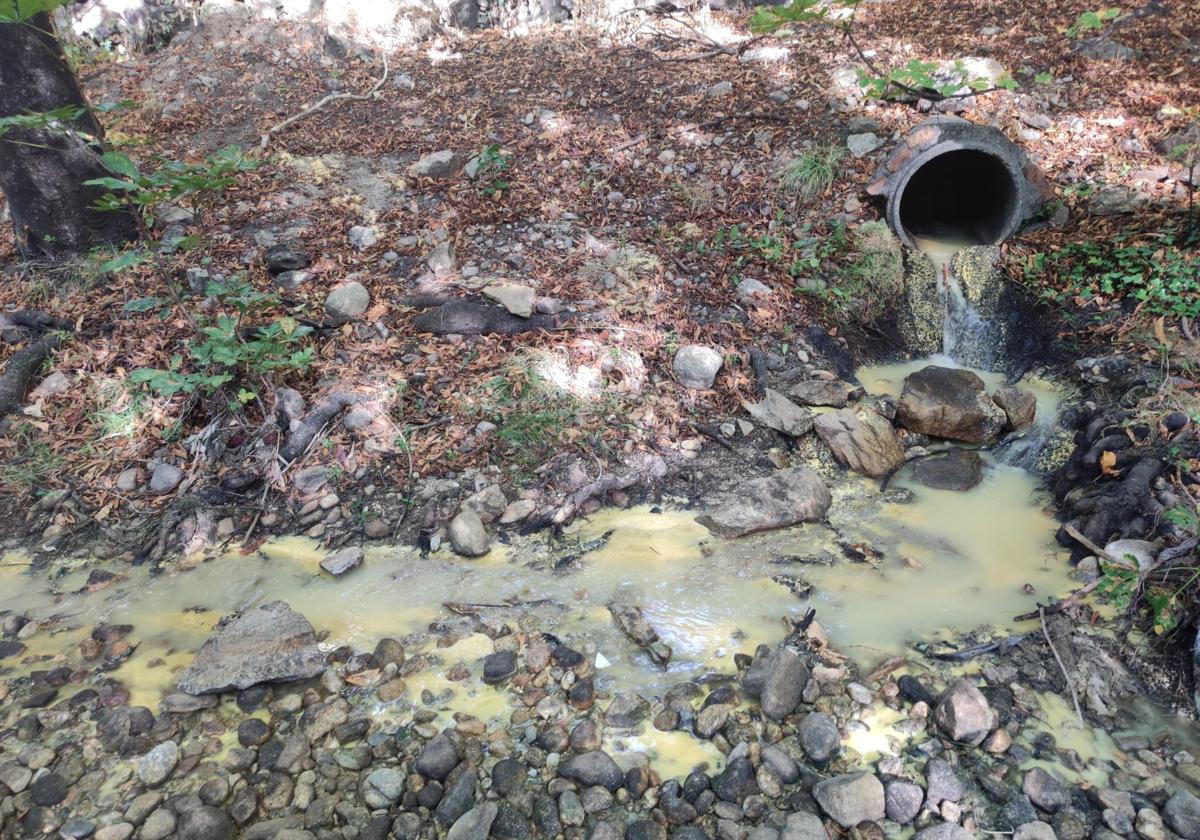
[0,358,1089,790]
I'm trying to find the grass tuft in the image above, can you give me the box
[777,146,843,204]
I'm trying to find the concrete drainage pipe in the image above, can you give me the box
[868,116,1053,250]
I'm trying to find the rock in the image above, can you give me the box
[787,380,863,408]
[753,648,810,720]
[697,466,831,538]
[812,772,886,828]
[674,345,723,390]
[897,366,1006,443]
[363,518,390,539]
[449,507,491,557]
[735,278,773,305]
[492,759,527,795]
[324,281,370,322]
[138,741,179,787]
[933,678,996,745]
[706,80,733,97]
[1164,790,1200,839]
[926,758,965,806]
[115,468,140,492]
[762,745,800,785]
[463,484,508,523]
[30,772,67,806]
[500,499,536,524]
[149,463,184,494]
[482,650,517,685]
[428,242,456,274]
[265,243,310,274]
[847,133,884,158]
[558,751,624,792]
[605,692,650,727]
[913,825,973,840]
[416,734,460,780]
[348,225,378,250]
[484,285,536,318]
[319,547,362,576]
[1091,186,1148,216]
[911,450,984,492]
[176,601,326,694]
[1014,822,1057,840]
[813,409,905,478]
[782,811,829,840]
[447,803,499,840]
[176,806,234,840]
[744,389,815,436]
[695,704,730,738]
[1023,767,1070,812]
[362,768,405,808]
[1104,539,1156,571]
[993,385,1037,431]
[409,150,467,179]
[798,712,840,762]
[886,780,924,823]
[713,757,758,803]
[0,762,32,793]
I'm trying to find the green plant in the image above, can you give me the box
[474,144,511,197]
[0,0,70,23]
[1065,7,1121,38]
[777,147,843,204]
[127,275,314,405]
[85,145,257,224]
[1024,234,1200,318]
[0,423,61,490]
[751,0,1018,103]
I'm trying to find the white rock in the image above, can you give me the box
[484,284,536,318]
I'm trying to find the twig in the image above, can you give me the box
[609,133,648,154]
[1040,606,1084,726]
[260,53,389,150]
[1012,577,1103,622]
[1063,523,1136,569]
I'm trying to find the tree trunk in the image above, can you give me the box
[0,13,140,259]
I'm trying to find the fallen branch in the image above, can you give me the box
[260,53,389,150]
[1063,523,1137,570]
[412,299,567,336]
[609,133,649,154]
[1013,577,1103,622]
[0,334,61,418]
[1040,606,1084,726]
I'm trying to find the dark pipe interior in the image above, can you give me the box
[898,149,1019,245]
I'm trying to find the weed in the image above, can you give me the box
[126,275,314,406]
[0,424,61,491]
[86,145,257,225]
[1023,233,1200,318]
[777,146,843,204]
[474,144,511,197]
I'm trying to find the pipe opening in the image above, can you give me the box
[897,148,1020,246]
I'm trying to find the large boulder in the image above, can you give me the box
[897,366,1006,443]
[813,409,905,478]
[812,772,885,828]
[176,601,326,695]
[933,678,996,745]
[696,466,831,538]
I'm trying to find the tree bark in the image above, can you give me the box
[0,13,140,259]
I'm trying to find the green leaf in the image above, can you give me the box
[122,297,163,314]
[100,152,140,181]
[0,0,72,23]
[1035,72,1054,85]
[101,251,150,273]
